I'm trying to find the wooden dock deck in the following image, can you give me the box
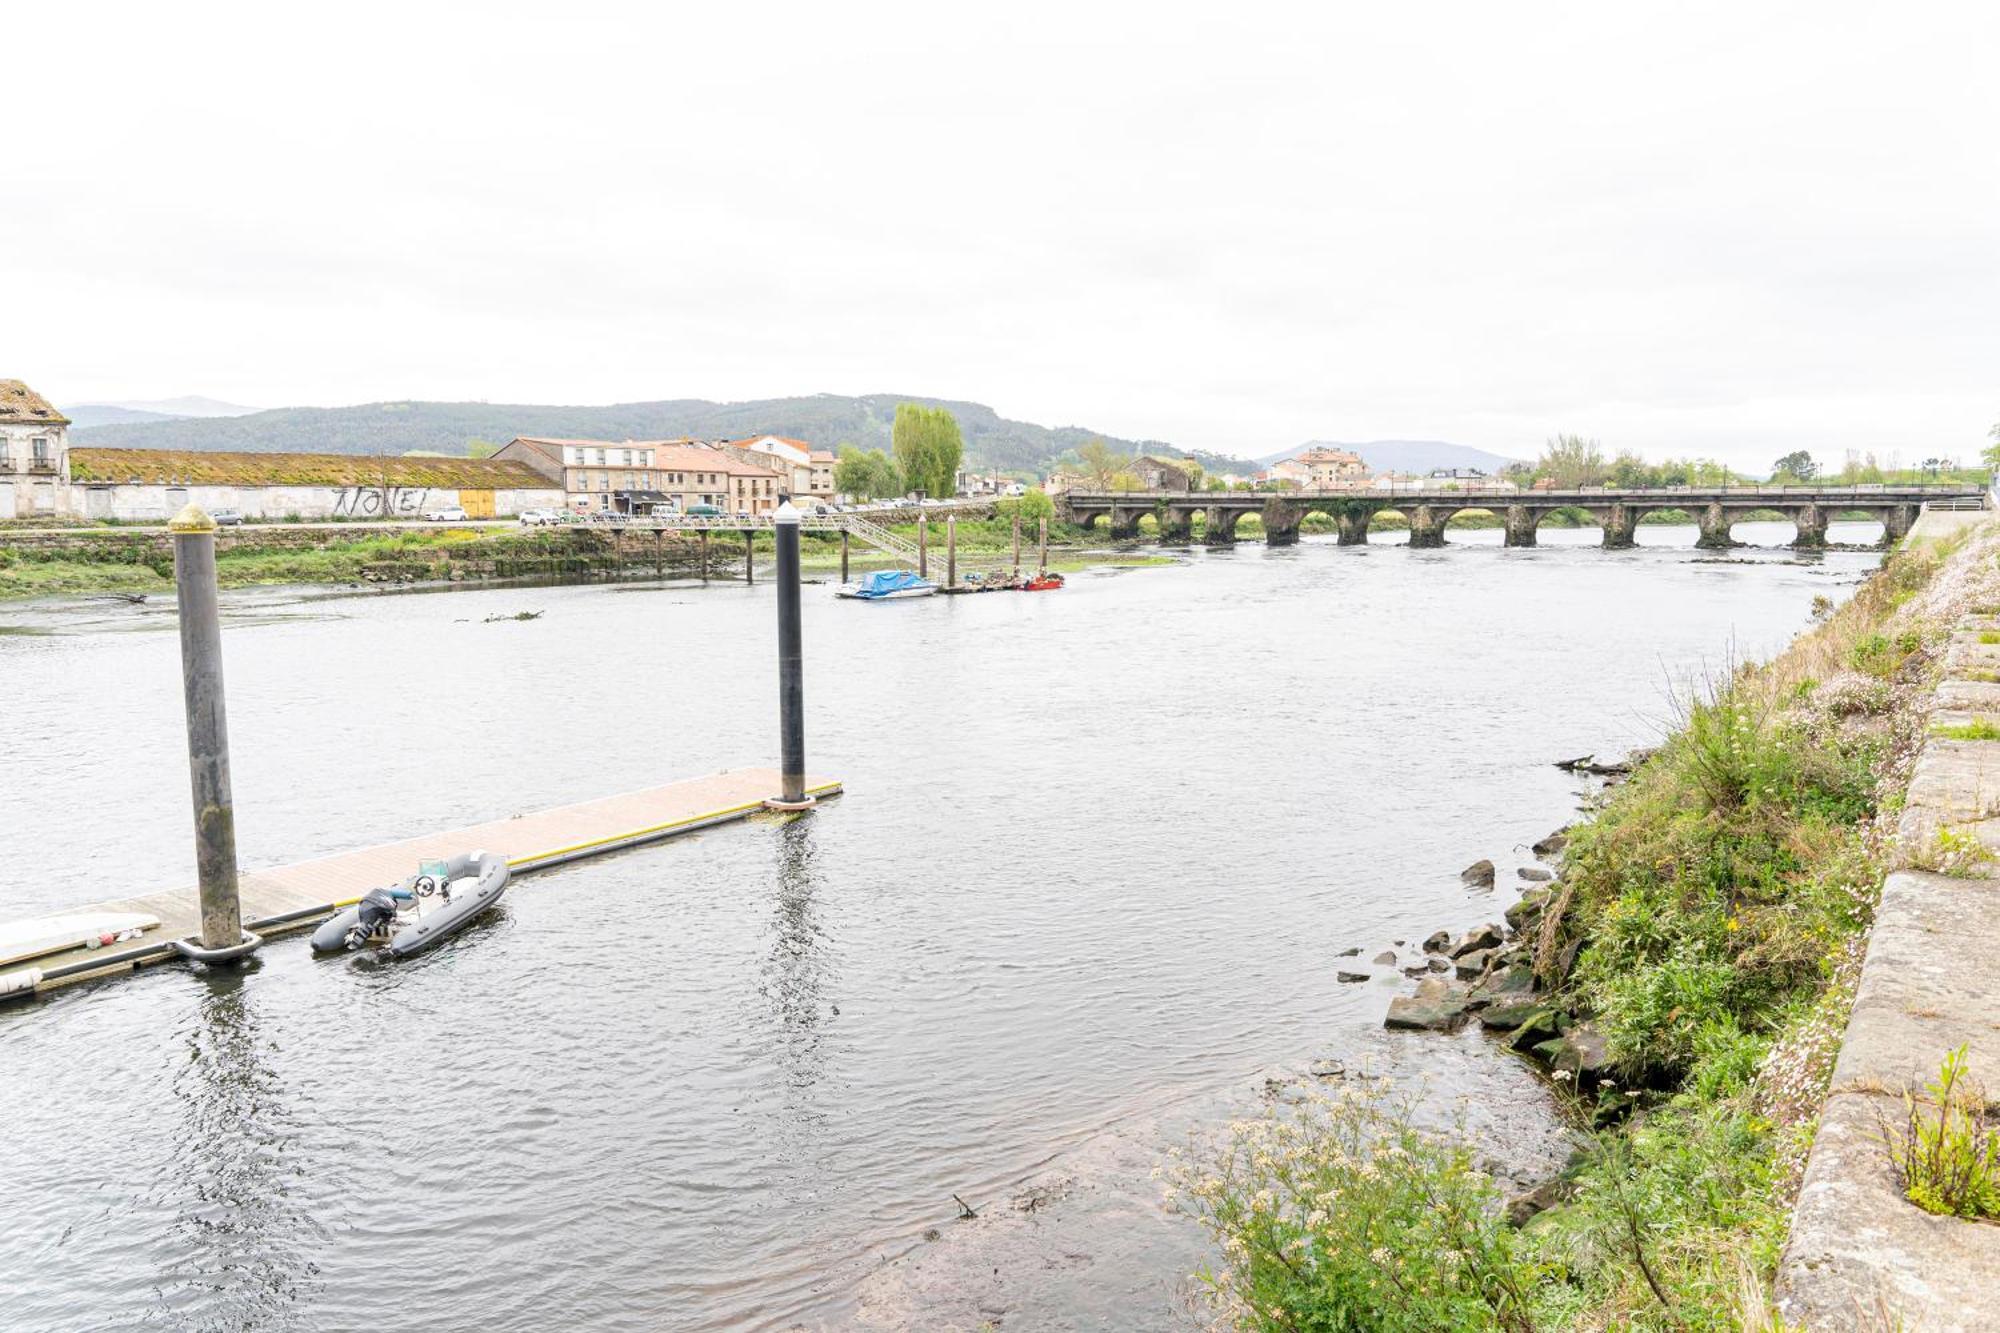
[0,768,841,1001]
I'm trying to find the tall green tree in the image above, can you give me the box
[834,444,902,499]
[1076,439,1130,489]
[1537,433,1609,488]
[1771,450,1819,481]
[891,404,965,498]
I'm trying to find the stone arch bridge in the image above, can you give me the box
[1059,485,1988,550]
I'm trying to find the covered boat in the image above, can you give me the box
[836,569,938,600]
[310,851,510,958]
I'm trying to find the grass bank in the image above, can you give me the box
[1170,524,1998,1330]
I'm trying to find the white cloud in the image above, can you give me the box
[5,0,1995,470]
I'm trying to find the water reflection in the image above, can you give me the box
[151,968,325,1332]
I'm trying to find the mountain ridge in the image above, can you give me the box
[70,392,1254,477]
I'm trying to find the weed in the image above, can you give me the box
[1934,720,2000,741]
[1881,1046,2000,1219]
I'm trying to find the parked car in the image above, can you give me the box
[421,505,469,522]
[812,503,832,516]
[210,508,244,526]
[687,504,723,517]
[517,508,560,526]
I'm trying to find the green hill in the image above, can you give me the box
[71,392,1249,477]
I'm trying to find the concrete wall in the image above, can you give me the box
[60,483,561,522]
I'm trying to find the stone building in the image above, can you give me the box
[0,380,70,519]
[65,448,558,521]
[1130,455,1195,492]
[497,436,803,515]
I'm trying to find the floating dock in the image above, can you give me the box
[0,768,841,1002]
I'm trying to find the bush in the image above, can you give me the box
[1169,1084,1538,1332]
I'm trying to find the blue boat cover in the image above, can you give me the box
[855,570,932,598]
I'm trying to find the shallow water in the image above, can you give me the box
[0,522,1882,1330]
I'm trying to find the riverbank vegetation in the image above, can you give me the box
[1172,526,1999,1329]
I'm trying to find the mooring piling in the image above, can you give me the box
[840,528,850,584]
[700,529,710,582]
[946,515,957,589]
[767,498,811,809]
[918,515,929,579]
[743,529,754,584]
[1038,516,1049,574]
[1012,514,1022,576]
[169,505,254,959]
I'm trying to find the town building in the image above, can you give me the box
[1129,455,1195,492]
[495,436,795,515]
[0,380,70,519]
[729,436,837,502]
[5,379,560,520]
[65,448,559,521]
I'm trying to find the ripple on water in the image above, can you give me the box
[0,532,1876,1329]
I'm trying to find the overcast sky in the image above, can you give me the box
[7,2,1995,469]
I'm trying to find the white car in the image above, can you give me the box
[422,505,469,522]
[517,508,560,526]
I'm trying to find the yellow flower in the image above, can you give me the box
[1727,917,1740,931]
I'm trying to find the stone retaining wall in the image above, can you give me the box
[1776,615,2000,1330]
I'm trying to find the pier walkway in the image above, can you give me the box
[0,768,841,1003]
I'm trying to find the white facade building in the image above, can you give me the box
[0,380,70,519]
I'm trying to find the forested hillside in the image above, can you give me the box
[73,392,1250,476]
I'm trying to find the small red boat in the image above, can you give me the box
[1021,572,1065,592]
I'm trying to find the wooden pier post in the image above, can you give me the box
[918,515,929,579]
[1012,514,1022,576]
[170,506,245,953]
[744,529,754,584]
[1038,516,1049,574]
[840,528,850,584]
[947,516,957,589]
[700,530,709,582]
[767,500,812,810]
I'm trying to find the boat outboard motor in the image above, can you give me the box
[344,887,402,950]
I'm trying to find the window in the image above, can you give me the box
[30,437,51,466]
[0,439,9,467]
[598,473,610,491]
[593,449,606,466]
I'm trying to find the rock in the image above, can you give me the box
[1504,1177,1568,1227]
[1504,889,1551,933]
[1478,1000,1545,1032]
[1450,923,1505,958]
[1337,970,1369,984]
[1532,830,1570,857]
[1336,946,1362,957]
[1508,1009,1566,1052]
[1552,1023,1613,1080]
[1427,956,1451,973]
[1402,965,1432,978]
[1383,977,1472,1032]
[1453,949,1494,980]
[1469,962,1536,1007]
[1392,939,1405,947]
[1461,858,1496,888]
[1422,929,1452,954]
[1372,950,1397,966]
[1309,1057,1345,1079]
[1518,867,1553,882]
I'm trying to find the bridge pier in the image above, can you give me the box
[1108,507,1144,541]
[1791,502,1828,551]
[1158,506,1196,544]
[1881,504,1917,549]
[1262,501,1302,547]
[1696,501,1735,550]
[1334,508,1371,545]
[1602,502,1639,550]
[1204,505,1237,546]
[1503,505,1537,548]
[1407,504,1449,549]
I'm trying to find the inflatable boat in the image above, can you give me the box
[310,851,510,958]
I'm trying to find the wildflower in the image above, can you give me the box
[1369,1246,1391,1264]
[1553,1069,1574,1082]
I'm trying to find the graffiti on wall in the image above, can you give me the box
[332,487,432,518]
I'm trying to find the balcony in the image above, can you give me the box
[26,456,59,474]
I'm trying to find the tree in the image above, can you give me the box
[996,488,1056,525]
[1076,439,1131,490]
[1983,420,2000,474]
[1537,434,1609,488]
[465,438,501,459]
[835,444,901,500]
[1770,450,1818,481]
[891,403,964,498]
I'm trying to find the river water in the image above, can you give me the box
[0,522,1883,1331]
